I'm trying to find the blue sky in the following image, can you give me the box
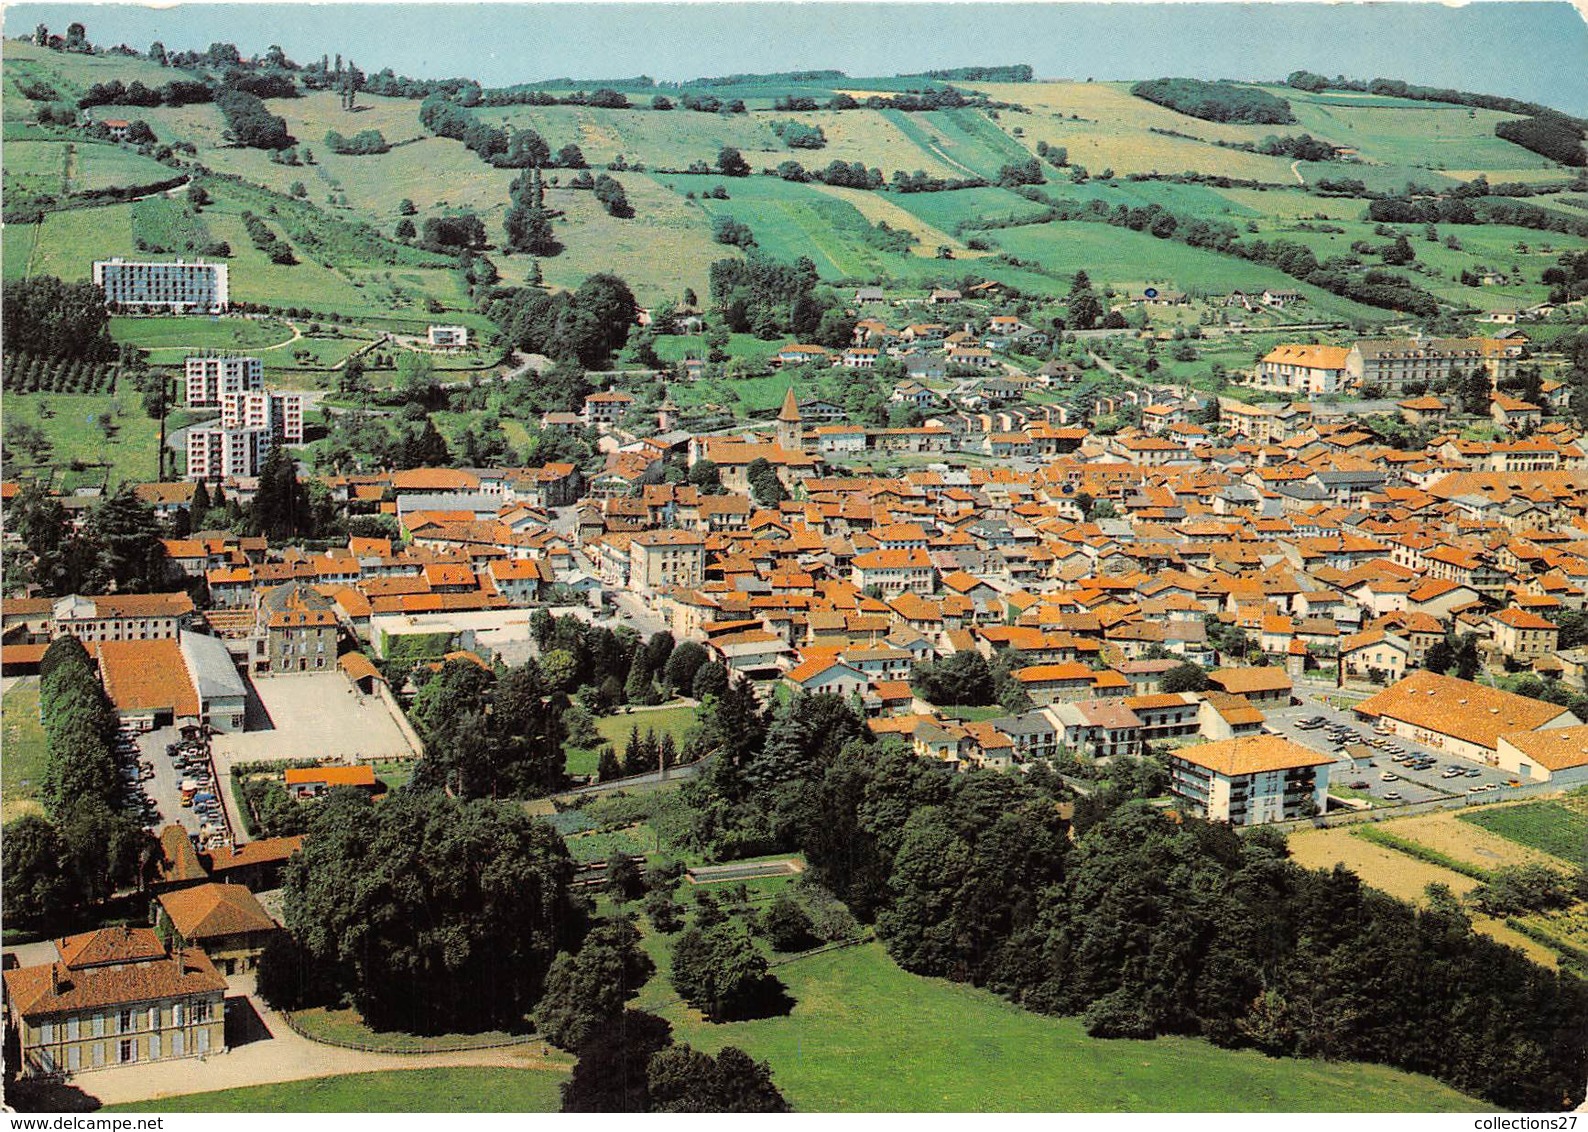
[9,2,1588,115]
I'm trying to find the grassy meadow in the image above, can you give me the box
[3,391,163,487]
[2,679,48,823]
[639,934,1487,1112]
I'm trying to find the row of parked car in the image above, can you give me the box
[167,738,224,831]
[115,731,160,826]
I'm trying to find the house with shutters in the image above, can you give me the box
[2,926,227,1077]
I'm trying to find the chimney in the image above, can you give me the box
[49,963,61,996]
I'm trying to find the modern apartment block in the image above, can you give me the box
[93,258,229,313]
[185,355,263,407]
[1169,735,1332,826]
[185,391,305,482]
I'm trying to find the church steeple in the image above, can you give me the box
[776,385,802,451]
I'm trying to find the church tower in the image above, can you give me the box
[776,386,802,452]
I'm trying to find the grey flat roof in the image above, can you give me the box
[180,630,248,700]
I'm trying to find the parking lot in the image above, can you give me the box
[125,726,230,847]
[1263,692,1523,810]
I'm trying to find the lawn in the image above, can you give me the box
[102,1067,567,1113]
[286,1005,546,1053]
[110,315,296,353]
[1459,800,1588,869]
[644,939,1488,1112]
[2,679,48,823]
[3,391,163,489]
[568,703,702,778]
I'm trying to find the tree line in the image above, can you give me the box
[2,637,156,932]
[1130,78,1296,124]
[1285,70,1585,127]
[665,686,1587,1111]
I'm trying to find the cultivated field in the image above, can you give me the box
[1285,822,1557,967]
[1459,796,1588,869]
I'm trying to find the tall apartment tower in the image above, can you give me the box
[185,356,264,408]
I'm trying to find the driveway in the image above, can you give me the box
[64,975,570,1108]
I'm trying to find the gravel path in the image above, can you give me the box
[70,979,569,1107]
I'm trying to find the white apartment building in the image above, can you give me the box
[185,356,263,407]
[93,259,229,313]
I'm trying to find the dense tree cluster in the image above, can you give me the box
[668,686,1587,1110]
[903,64,1034,82]
[240,210,296,264]
[560,1009,787,1112]
[404,657,568,800]
[591,173,632,218]
[996,157,1045,188]
[271,789,577,1033]
[1253,134,1338,161]
[215,88,293,149]
[707,253,823,338]
[535,916,655,1050]
[1130,78,1295,124]
[77,77,215,109]
[1495,114,1586,166]
[323,128,389,155]
[2,637,155,930]
[419,213,487,252]
[502,169,561,256]
[9,483,172,597]
[771,119,826,149]
[2,276,118,363]
[483,272,636,371]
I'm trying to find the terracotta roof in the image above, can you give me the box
[157,824,207,884]
[97,638,200,717]
[5,937,225,1018]
[284,765,377,789]
[202,835,304,874]
[158,882,277,940]
[1176,734,1333,777]
[57,925,166,970]
[1498,724,1588,772]
[338,651,384,684]
[1355,671,1575,750]
[1208,667,1293,695]
[1261,344,1349,370]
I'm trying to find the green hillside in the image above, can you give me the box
[8,36,1585,321]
